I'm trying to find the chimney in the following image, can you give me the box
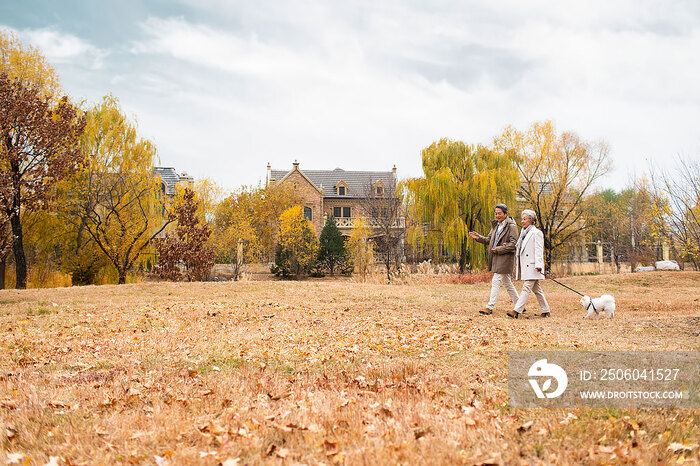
[293,160,299,170]
[392,164,397,181]
[266,162,271,186]
[180,171,194,186]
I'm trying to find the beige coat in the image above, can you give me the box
[474,217,518,275]
[515,227,546,281]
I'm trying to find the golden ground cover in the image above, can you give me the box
[1,271,699,465]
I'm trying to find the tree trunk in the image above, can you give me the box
[10,212,27,289]
[0,258,5,289]
[385,251,391,282]
[118,268,127,284]
[232,260,240,281]
[543,230,552,274]
[458,238,467,274]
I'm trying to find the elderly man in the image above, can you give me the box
[469,203,519,315]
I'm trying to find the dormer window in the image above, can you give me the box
[374,180,385,196]
[336,181,348,196]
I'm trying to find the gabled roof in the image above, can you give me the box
[153,167,181,195]
[270,167,395,198]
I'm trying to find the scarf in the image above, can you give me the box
[493,219,506,246]
[515,224,534,256]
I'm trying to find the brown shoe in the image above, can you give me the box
[506,310,519,319]
[479,308,493,315]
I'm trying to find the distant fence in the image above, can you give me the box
[209,263,275,281]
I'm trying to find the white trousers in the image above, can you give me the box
[514,279,550,314]
[486,273,519,310]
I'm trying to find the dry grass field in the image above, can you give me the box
[1,271,699,465]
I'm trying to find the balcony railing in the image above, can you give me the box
[330,216,405,229]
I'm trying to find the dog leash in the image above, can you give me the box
[547,276,584,297]
[547,276,598,314]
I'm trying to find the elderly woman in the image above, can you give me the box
[507,210,550,319]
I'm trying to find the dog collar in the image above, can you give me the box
[587,301,598,314]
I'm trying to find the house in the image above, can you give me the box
[141,167,195,270]
[266,161,405,236]
[153,167,194,197]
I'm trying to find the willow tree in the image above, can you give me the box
[65,95,171,284]
[401,139,518,273]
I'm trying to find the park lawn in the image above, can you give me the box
[0,271,699,465]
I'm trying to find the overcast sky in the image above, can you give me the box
[2,0,699,192]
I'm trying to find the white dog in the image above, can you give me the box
[581,295,615,319]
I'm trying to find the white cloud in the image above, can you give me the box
[16,1,696,192]
[130,16,371,87]
[10,26,108,70]
[125,14,510,189]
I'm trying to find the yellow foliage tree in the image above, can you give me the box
[256,184,303,261]
[347,217,374,281]
[494,120,610,270]
[210,184,302,273]
[271,205,318,279]
[0,29,61,101]
[210,188,262,273]
[64,95,172,284]
[182,177,223,223]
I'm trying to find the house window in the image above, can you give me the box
[304,206,312,221]
[338,186,346,196]
[376,186,384,195]
[333,207,351,218]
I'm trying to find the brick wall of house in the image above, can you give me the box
[279,169,324,234]
[322,198,367,219]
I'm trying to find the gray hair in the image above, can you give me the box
[521,209,537,225]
